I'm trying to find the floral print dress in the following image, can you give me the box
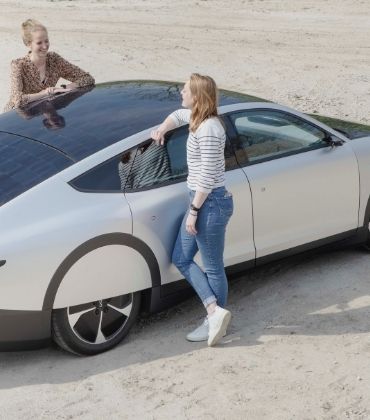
[4,51,95,111]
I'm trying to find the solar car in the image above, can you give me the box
[1,81,370,355]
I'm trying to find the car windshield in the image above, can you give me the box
[0,133,73,207]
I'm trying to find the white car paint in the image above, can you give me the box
[0,102,369,317]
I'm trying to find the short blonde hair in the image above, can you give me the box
[189,73,219,132]
[21,19,47,46]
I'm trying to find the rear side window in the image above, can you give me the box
[122,127,189,191]
[0,133,73,207]
[71,126,190,193]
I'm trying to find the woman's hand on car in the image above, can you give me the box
[43,86,68,97]
[151,129,165,145]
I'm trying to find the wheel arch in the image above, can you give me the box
[42,232,161,310]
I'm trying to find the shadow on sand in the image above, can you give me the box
[0,247,369,389]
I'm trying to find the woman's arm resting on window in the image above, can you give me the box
[151,116,178,145]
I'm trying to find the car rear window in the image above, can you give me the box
[0,133,73,207]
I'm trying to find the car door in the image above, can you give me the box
[122,125,255,286]
[226,108,360,259]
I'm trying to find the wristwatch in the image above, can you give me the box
[190,203,200,212]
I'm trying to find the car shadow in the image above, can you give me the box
[0,247,369,389]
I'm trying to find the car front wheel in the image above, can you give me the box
[52,292,140,356]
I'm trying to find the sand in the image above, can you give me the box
[0,1,370,419]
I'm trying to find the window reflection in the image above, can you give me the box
[16,86,93,130]
[70,127,189,193]
[230,110,327,164]
[118,141,172,191]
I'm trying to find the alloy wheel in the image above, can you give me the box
[67,294,133,345]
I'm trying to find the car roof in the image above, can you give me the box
[0,80,269,162]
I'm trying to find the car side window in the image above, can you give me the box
[70,149,135,192]
[123,127,188,191]
[70,126,189,193]
[123,124,239,191]
[71,122,239,193]
[228,110,328,165]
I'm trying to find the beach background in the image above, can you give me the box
[0,1,370,419]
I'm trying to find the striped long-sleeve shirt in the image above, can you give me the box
[169,109,226,193]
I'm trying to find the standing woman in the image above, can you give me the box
[151,74,234,346]
[4,19,94,112]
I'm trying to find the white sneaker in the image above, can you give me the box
[207,306,231,347]
[186,318,209,342]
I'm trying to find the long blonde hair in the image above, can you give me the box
[189,73,219,132]
[21,19,47,46]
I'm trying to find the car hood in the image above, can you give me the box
[309,114,370,140]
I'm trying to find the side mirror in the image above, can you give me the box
[324,134,345,147]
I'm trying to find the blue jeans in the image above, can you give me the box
[172,187,234,308]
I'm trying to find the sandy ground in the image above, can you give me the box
[0,0,370,419]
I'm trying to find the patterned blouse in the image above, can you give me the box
[4,51,95,111]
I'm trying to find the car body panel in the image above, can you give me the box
[53,244,151,308]
[345,136,370,226]
[1,81,370,351]
[243,143,359,257]
[124,167,255,286]
[0,176,132,310]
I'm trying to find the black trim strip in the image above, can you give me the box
[0,309,51,351]
[362,196,370,227]
[145,285,194,313]
[42,233,160,310]
[160,278,191,297]
[0,338,51,351]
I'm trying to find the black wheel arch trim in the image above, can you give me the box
[42,232,161,311]
[363,196,370,227]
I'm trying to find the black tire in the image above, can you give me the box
[52,292,140,356]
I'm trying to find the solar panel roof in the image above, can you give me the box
[0,80,267,161]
